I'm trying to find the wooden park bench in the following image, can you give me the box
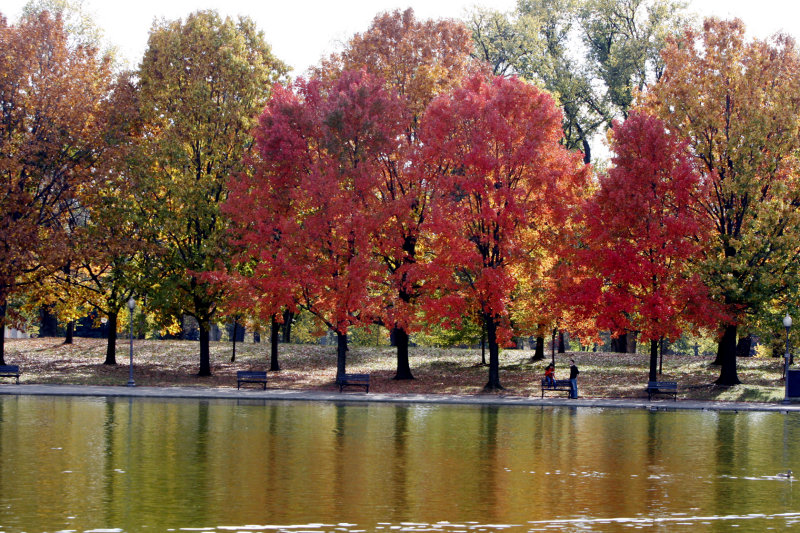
[337,373,370,393]
[0,365,20,384]
[237,370,267,390]
[541,378,572,398]
[647,381,678,401]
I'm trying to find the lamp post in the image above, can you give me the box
[127,297,136,387]
[783,313,792,405]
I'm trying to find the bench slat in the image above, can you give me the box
[0,365,20,384]
[647,381,678,401]
[541,378,572,398]
[337,373,370,393]
[237,370,267,390]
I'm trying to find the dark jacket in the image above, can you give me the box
[569,364,579,380]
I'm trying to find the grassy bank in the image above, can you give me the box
[1,337,789,402]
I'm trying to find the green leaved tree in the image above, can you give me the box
[134,10,287,376]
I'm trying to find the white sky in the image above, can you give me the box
[2,0,798,75]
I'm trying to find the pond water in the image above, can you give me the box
[1,396,800,532]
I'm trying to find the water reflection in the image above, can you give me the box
[1,396,800,532]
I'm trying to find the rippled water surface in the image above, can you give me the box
[1,396,800,532]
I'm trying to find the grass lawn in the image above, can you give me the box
[0,337,790,402]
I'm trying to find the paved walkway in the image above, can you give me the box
[1,383,799,412]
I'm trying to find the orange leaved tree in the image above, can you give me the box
[0,11,116,364]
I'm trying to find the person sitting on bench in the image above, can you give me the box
[544,364,555,387]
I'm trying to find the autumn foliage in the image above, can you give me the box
[6,5,800,395]
[419,73,589,390]
[562,112,719,380]
[0,11,117,364]
[643,18,800,385]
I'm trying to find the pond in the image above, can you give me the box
[1,396,799,532]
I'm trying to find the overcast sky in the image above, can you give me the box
[2,0,798,74]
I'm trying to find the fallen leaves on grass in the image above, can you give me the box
[1,337,788,402]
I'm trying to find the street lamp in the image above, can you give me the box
[127,297,136,387]
[783,313,792,405]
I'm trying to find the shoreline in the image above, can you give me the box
[1,383,799,413]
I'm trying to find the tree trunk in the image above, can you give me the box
[40,306,58,337]
[736,334,752,358]
[533,335,545,361]
[484,314,503,391]
[551,328,556,365]
[611,333,628,353]
[231,319,238,362]
[64,321,75,344]
[715,324,741,385]
[627,333,637,354]
[336,330,348,379]
[103,312,118,365]
[270,316,280,371]
[281,310,293,343]
[480,320,487,365]
[0,302,5,366]
[711,333,724,365]
[649,338,659,383]
[558,331,566,353]
[198,322,211,377]
[392,326,414,380]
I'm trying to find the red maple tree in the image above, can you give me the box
[225,70,407,377]
[420,72,589,391]
[565,112,720,380]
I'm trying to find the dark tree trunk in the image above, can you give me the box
[336,330,348,379]
[270,316,280,371]
[0,302,5,366]
[551,328,556,365]
[532,335,545,361]
[712,333,724,365]
[715,324,741,385]
[558,331,566,353]
[281,310,293,343]
[230,319,238,362]
[392,326,414,380]
[611,333,628,353]
[649,339,659,383]
[64,321,74,344]
[484,314,503,391]
[253,331,260,343]
[103,312,118,365]
[198,322,211,377]
[40,306,58,337]
[736,334,752,358]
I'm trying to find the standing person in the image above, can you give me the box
[569,359,580,399]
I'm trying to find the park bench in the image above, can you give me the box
[237,370,267,390]
[0,365,20,384]
[647,381,678,401]
[541,378,572,398]
[337,373,370,393]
